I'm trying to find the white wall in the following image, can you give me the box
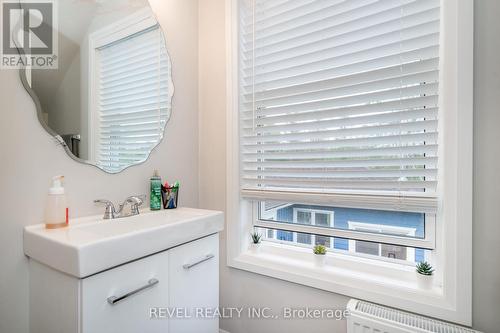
[0,1,199,333]
[197,1,500,333]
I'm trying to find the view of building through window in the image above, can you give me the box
[259,202,427,263]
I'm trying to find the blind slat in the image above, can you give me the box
[101,107,170,118]
[244,156,437,169]
[242,120,437,144]
[242,132,438,151]
[244,107,437,135]
[242,178,437,191]
[243,143,437,159]
[242,169,437,180]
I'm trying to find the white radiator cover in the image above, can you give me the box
[346,299,480,333]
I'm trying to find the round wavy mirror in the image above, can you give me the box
[19,0,174,173]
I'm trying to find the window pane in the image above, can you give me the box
[276,230,293,242]
[267,229,274,239]
[297,233,311,245]
[315,235,331,248]
[259,202,425,239]
[297,211,312,224]
[356,241,379,256]
[381,244,407,260]
[315,213,330,227]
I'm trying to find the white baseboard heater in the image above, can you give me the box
[347,299,480,333]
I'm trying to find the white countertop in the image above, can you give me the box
[24,207,224,278]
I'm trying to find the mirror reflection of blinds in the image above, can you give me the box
[97,26,170,172]
[240,0,440,213]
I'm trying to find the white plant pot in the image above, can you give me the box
[416,273,434,289]
[314,254,326,267]
[249,243,261,254]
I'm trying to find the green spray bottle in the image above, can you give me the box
[150,170,162,210]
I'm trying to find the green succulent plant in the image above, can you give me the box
[313,244,327,255]
[416,261,434,276]
[250,232,262,244]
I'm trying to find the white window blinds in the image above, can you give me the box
[97,26,171,173]
[239,0,440,212]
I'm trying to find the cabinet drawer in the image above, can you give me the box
[169,234,219,333]
[81,251,169,333]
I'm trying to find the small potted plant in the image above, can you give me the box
[416,261,434,289]
[250,232,262,254]
[313,244,327,267]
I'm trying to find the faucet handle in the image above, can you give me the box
[125,195,145,215]
[94,199,116,219]
[129,195,145,204]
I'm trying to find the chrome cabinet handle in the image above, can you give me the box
[183,254,215,270]
[107,278,159,305]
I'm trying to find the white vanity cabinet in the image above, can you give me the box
[29,233,219,333]
[81,250,170,333]
[169,233,219,332]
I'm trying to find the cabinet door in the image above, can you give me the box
[81,251,169,333]
[168,234,219,333]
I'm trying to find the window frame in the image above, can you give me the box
[225,0,473,325]
[256,202,435,250]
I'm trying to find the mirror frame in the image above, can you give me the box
[18,6,174,174]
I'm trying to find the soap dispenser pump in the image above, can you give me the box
[45,175,68,229]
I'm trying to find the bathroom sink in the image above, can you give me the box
[24,207,224,278]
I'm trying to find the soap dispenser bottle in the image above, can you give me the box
[45,175,68,229]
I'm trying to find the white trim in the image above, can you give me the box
[260,236,419,268]
[225,0,473,326]
[225,0,244,268]
[219,329,231,333]
[233,242,449,319]
[435,0,474,325]
[88,8,157,49]
[87,7,157,164]
[87,35,97,163]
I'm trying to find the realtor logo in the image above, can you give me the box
[1,0,58,69]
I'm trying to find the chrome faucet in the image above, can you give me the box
[94,195,145,219]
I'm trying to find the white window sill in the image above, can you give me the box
[229,242,459,322]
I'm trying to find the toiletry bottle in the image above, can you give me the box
[150,170,162,210]
[45,175,68,229]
